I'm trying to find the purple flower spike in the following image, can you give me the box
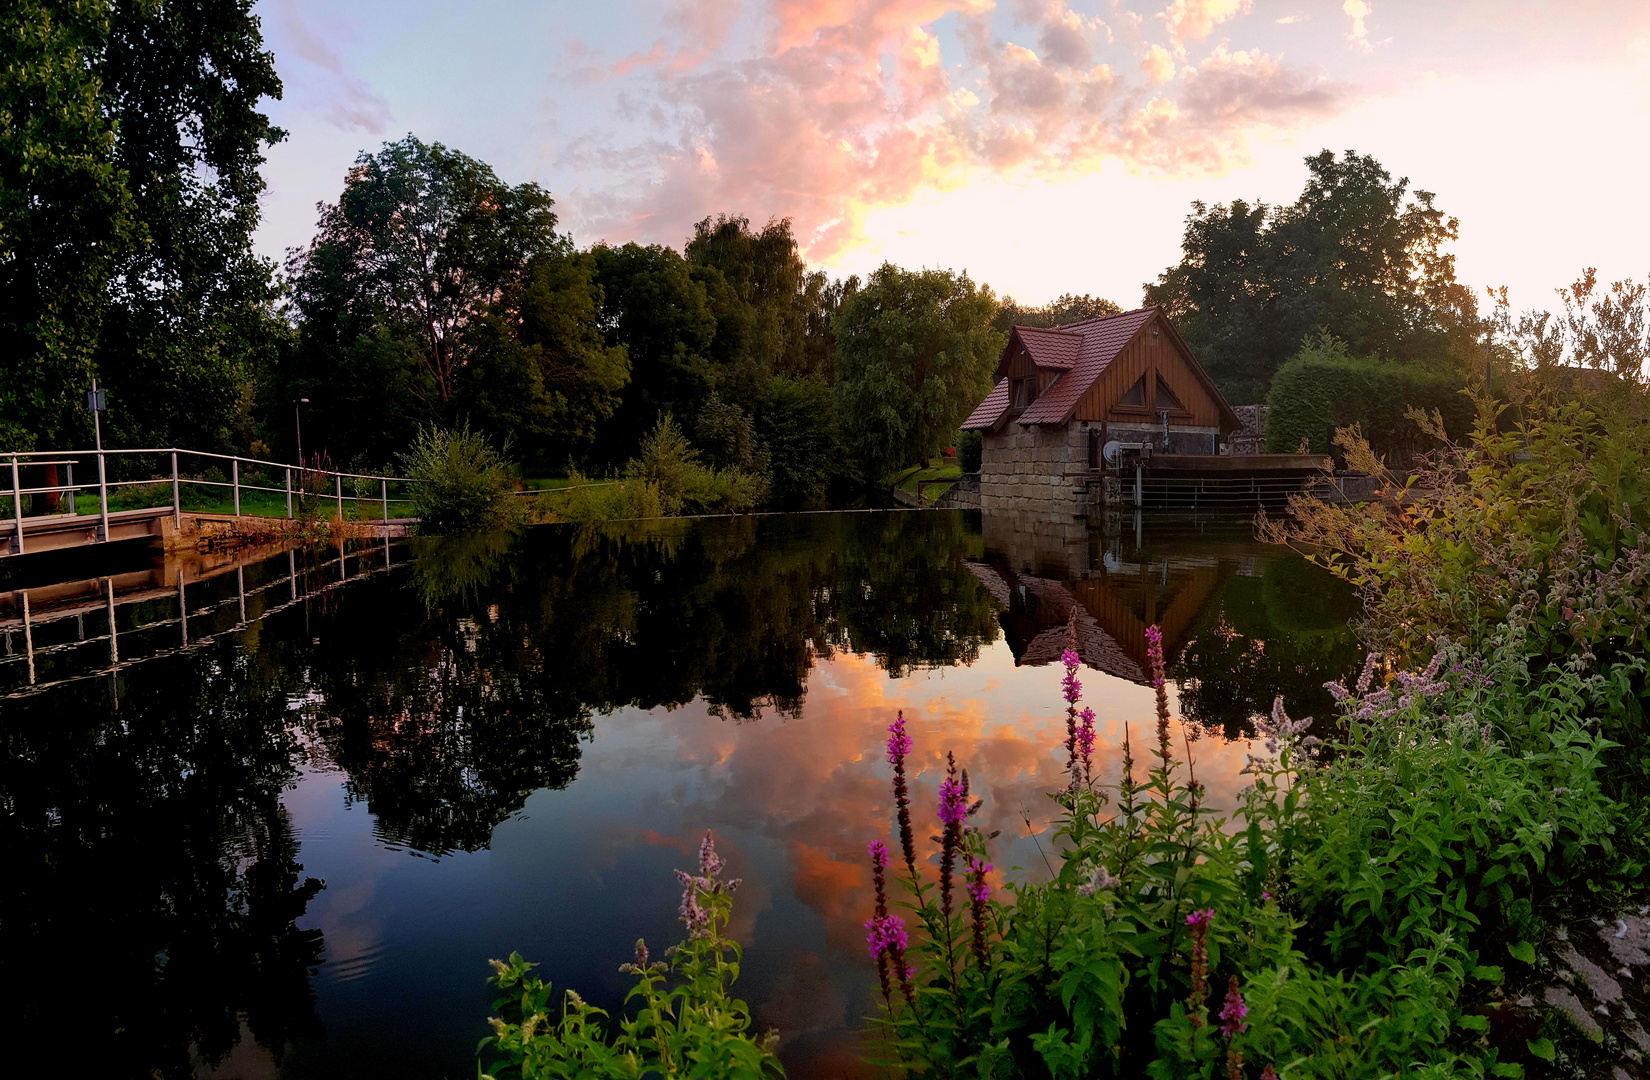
[886,714,912,766]
[868,839,889,871]
[1219,977,1248,1037]
[938,775,967,826]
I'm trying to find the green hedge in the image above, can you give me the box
[1264,339,1471,462]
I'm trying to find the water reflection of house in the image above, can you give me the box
[966,511,1273,686]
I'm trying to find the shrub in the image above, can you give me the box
[626,414,766,515]
[957,429,982,473]
[1264,336,1471,463]
[400,424,517,532]
[479,834,782,1080]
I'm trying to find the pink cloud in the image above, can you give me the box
[564,0,1352,259]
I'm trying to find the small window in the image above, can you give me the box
[1156,374,1185,411]
[1118,374,1146,407]
[1012,380,1027,408]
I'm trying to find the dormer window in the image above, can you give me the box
[1012,378,1035,409]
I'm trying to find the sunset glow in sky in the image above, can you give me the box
[253,0,1650,313]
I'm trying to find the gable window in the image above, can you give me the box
[1118,374,1147,407]
[1155,374,1186,412]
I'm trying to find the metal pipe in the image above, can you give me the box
[237,564,246,624]
[66,462,74,516]
[9,456,22,555]
[171,451,180,529]
[178,570,187,646]
[97,449,109,542]
[336,473,343,520]
[232,457,240,516]
[285,467,293,519]
[382,478,388,523]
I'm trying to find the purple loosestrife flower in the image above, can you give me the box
[864,913,908,957]
[938,775,968,826]
[1219,976,1248,1037]
[1145,624,1173,763]
[939,754,963,924]
[966,855,993,968]
[1076,707,1096,786]
[869,840,892,1000]
[1061,648,1083,704]
[887,712,916,874]
[1185,909,1213,1026]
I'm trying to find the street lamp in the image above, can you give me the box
[294,398,310,465]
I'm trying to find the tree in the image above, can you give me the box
[284,136,623,465]
[993,292,1121,332]
[0,0,284,454]
[684,214,845,386]
[1148,150,1473,405]
[832,264,1001,481]
[589,242,720,462]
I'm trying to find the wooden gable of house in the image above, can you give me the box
[1072,312,1236,432]
[995,327,1079,420]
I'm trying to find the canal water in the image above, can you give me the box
[0,510,1360,1079]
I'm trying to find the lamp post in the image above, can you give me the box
[294,398,309,465]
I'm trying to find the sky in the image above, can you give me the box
[251,0,1650,315]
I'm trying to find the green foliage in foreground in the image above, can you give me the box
[400,424,518,532]
[1263,336,1470,460]
[862,632,1623,1078]
[480,835,782,1079]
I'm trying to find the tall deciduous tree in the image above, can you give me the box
[832,264,1001,480]
[1148,150,1476,404]
[0,0,283,453]
[285,137,625,466]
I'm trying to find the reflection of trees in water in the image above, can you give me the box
[1,512,1003,1073]
[1170,557,1362,738]
[1,640,323,1078]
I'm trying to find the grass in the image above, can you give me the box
[891,460,962,504]
[9,483,418,521]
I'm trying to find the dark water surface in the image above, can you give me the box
[0,510,1359,1079]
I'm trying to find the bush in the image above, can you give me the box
[958,429,982,473]
[400,424,517,532]
[626,414,766,515]
[1264,336,1470,463]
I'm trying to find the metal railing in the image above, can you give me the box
[4,447,418,554]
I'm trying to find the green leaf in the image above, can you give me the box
[1526,1037,1555,1061]
[1457,1013,1489,1032]
[1490,1064,1524,1077]
[1507,941,1537,964]
[1471,965,1503,984]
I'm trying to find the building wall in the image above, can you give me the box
[980,420,1222,513]
[980,425,1092,515]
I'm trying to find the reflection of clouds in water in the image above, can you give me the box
[599,640,1259,1061]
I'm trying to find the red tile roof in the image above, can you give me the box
[961,377,1010,431]
[1014,326,1083,370]
[1017,306,1159,425]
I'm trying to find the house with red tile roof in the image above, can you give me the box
[961,306,1242,513]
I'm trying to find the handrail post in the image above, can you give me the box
[9,456,23,555]
[232,457,241,517]
[381,478,388,524]
[97,450,109,543]
[336,473,343,521]
[66,462,74,516]
[285,467,293,519]
[171,451,180,529]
